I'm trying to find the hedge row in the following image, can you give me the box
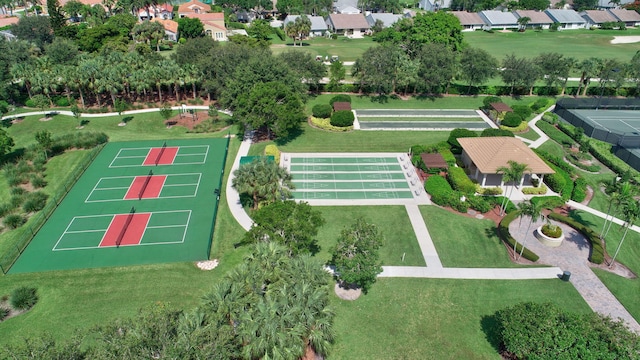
[522,185,548,195]
[447,167,476,194]
[264,145,281,163]
[571,177,587,203]
[543,161,574,200]
[536,121,574,147]
[547,212,604,264]
[330,110,354,127]
[425,175,498,214]
[310,117,352,132]
[499,121,528,133]
[534,149,575,176]
[590,140,639,178]
[497,211,540,262]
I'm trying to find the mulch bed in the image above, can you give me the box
[164,111,209,130]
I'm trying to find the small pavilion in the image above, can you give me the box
[420,153,448,172]
[457,137,554,187]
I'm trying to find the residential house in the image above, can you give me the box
[365,12,402,29]
[185,12,227,41]
[478,10,519,30]
[235,10,256,23]
[451,11,484,31]
[514,10,554,29]
[458,137,555,188]
[153,19,179,41]
[418,0,452,11]
[403,10,416,18]
[544,9,587,29]
[283,15,328,36]
[580,9,618,27]
[326,13,370,37]
[608,8,640,26]
[178,0,211,18]
[596,0,634,9]
[138,3,173,21]
[334,0,360,13]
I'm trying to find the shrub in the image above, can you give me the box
[571,177,587,202]
[541,112,557,124]
[447,128,477,149]
[425,175,453,197]
[10,195,24,208]
[482,96,501,109]
[23,191,48,213]
[9,187,25,196]
[10,287,38,311]
[499,121,528,133]
[566,153,600,172]
[310,117,352,132]
[590,140,638,177]
[475,185,502,195]
[447,167,476,194]
[531,98,549,112]
[264,145,281,163]
[55,97,70,107]
[0,203,11,217]
[3,214,26,229]
[522,185,548,195]
[497,211,539,262]
[0,307,8,320]
[480,128,515,137]
[25,99,35,108]
[541,223,562,238]
[547,213,604,264]
[329,94,351,106]
[536,121,574,147]
[543,172,565,195]
[30,175,47,188]
[312,104,332,118]
[501,112,523,127]
[330,110,354,127]
[465,195,493,213]
[511,105,532,119]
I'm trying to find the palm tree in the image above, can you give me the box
[576,57,602,97]
[497,161,531,216]
[231,157,294,210]
[517,16,531,32]
[603,181,635,239]
[517,200,544,259]
[609,200,639,268]
[284,20,299,46]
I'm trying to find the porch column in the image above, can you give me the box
[538,174,544,187]
[519,174,525,188]
[474,167,479,180]
[481,173,487,187]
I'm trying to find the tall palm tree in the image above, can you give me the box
[603,181,635,239]
[609,200,639,268]
[517,200,544,259]
[497,160,531,216]
[517,16,531,31]
[576,57,602,97]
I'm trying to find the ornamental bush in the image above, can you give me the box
[501,112,523,127]
[264,145,281,163]
[330,110,354,127]
[571,177,587,202]
[465,195,493,213]
[543,172,565,194]
[511,105,532,119]
[531,98,549,112]
[480,128,515,137]
[22,191,48,213]
[447,167,476,195]
[312,104,332,118]
[541,223,562,238]
[3,214,26,229]
[447,128,477,149]
[482,96,501,109]
[522,185,548,195]
[10,286,38,310]
[329,94,351,106]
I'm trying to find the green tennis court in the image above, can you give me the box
[9,138,229,274]
[288,154,416,201]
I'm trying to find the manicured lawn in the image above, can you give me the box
[420,206,524,268]
[330,277,591,359]
[537,138,565,158]
[270,36,375,62]
[464,29,640,62]
[516,128,541,141]
[314,206,425,267]
[250,123,450,154]
[567,210,640,323]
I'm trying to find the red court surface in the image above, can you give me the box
[143,147,179,166]
[124,175,167,199]
[99,213,151,247]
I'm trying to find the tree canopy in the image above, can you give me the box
[177,17,204,39]
[0,128,14,158]
[231,157,294,209]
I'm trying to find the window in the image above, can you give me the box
[206,30,212,37]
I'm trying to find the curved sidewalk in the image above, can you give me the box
[226,134,254,231]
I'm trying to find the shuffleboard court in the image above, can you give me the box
[354,109,490,131]
[358,121,490,130]
[286,153,422,204]
[9,138,229,274]
[355,109,480,117]
[357,117,484,122]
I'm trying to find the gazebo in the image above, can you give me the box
[420,153,448,172]
[333,102,352,111]
[487,102,513,123]
[457,137,554,187]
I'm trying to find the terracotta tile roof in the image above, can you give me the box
[178,0,211,14]
[153,19,178,33]
[333,102,351,111]
[184,12,224,21]
[514,10,553,24]
[458,137,555,174]
[0,17,18,27]
[328,13,370,30]
[59,0,103,6]
[491,102,513,112]
[421,153,448,169]
[451,11,484,25]
[581,10,617,24]
[608,8,640,22]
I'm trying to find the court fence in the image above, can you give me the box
[0,144,106,274]
[206,135,230,259]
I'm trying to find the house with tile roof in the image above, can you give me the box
[365,12,403,29]
[138,3,173,21]
[326,13,370,37]
[184,13,227,41]
[478,10,519,30]
[451,11,484,31]
[608,8,640,26]
[514,10,554,29]
[178,0,211,18]
[153,19,179,41]
[458,137,554,188]
[580,9,618,27]
[284,15,328,36]
[545,9,587,29]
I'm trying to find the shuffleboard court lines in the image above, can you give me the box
[293,181,410,190]
[290,157,398,164]
[290,164,402,172]
[291,172,406,181]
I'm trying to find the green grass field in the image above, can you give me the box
[270,36,375,62]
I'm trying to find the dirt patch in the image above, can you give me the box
[437,204,505,226]
[196,259,219,270]
[39,117,52,122]
[582,185,594,205]
[165,111,210,130]
[334,283,362,300]
[0,299,27,322]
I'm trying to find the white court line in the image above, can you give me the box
[65,229,108,234]
[108,148,124,168]
[55,241,186,251]
[53,217,83,250]
[85,178,104,203]
[147,224,187,229]
[96,186,130,191]
[619,119,640,132]
[181,210,192,244]
[115,155,147,159]
[192,173,202,197]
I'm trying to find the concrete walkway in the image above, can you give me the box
[510,217,640,333]
[405,204,442,268]
[379,266,563,279]
[226,133,254,231]
[567,200,640,234]
[527,104,554,149]
[1,106,231,121]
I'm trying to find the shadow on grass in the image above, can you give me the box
[80,119,90,127]
[567,209,597,228]
[480,314,502,354]
[274,126,304,146]
[414,93,444,102]
[1,118,13,128]
[122,116,134,124]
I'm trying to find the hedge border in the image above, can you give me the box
[547,212,604,264]
[497,210,540,262]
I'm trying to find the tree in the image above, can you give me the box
[576,57,602,97]
[246,19,272,42]
[501,54,540,95]
[235,81,306,138]
[10,16,54,49]
[416,42,457,94]
[177,17,204,38]
[330,218,384,293]
[231,157,294,210]
[352,44,405,94]
[0,128,14,158]
[45,37,79,66]
[516,200,544,260]
[459,47,498,94]
[497,160,531,217]
[243,200,325,255]
[517,16,530,31]
[519,0,549,10]
[114,98,127,122]
[47,0,66,35]
[609,199,639,268]
[159,103,172,121]
[572,0,597,10]
[131,20,165,52]
[35,130,53,159]
[284,16,311,46]
[278,51,326,91]
[31,94,50,115]
[70,103,83,127]
[328,60,346,91]
[601,180,635,240]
